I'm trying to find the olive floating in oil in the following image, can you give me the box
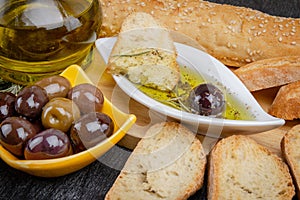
[187,83,225,117]
[136,65,252,120]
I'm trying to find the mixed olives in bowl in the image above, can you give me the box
[0,65,136,178]
[0,75,115,160]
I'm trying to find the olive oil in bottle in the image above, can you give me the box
[0,0,102,85]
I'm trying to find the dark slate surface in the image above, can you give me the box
[1,1,299,200]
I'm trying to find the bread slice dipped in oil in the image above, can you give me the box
[107,12,180,91]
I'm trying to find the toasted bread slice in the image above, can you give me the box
[107,12,180,91]
[208,135,294,200]
[105,122,207,200]
[281,124,300,199]
[268,80,300,120]
[234,56,300,91]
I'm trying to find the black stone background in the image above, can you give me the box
[0,1,299,200]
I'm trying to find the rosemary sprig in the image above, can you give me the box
[0,77,23,95]
[157,80,194,113]
[112,50,152,58]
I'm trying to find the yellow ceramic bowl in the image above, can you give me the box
[0,65,136,177]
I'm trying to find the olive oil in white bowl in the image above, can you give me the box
[96,37,285,137]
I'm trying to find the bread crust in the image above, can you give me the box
[234,56,300,91]
[99,0,300,67]
[268,80,300,120]
[281,124,300,199]
[208,135,295,200]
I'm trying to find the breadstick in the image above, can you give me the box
[98,0,300,67]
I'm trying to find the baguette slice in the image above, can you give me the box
[281,124,300,199]
[268,80,300,120]
[208,135,294,200]
[107,12,180,91]
[234,56,300,91]
[105,122,207,200]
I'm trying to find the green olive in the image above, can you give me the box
[41,97,80,132]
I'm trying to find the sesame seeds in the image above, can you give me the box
[246,48,251,55]
[226,42,231,48]
[227,24,240,33]
[291,41,297,45]
[209,11,217,16]
[99,0,299,67]
[245,58,252,63]
[256,31,262,36]
[229,20,237,25]
[246,48,263,57]
[278,24,284,30]
[226,42,237,49]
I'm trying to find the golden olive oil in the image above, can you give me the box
[136,65,253,120]
[0,0,101,85]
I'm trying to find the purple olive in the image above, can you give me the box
[0,92,16,122]
[187,83,225,117]
[70,112,114,153]
[24,128,73,160]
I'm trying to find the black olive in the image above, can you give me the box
[15,85,49,119]
[67,83,104,114]
[0,92,16,122]
[0,117,37,157]
[35,75,71,99]
[70,112,114,153]
[187,83,225,117]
